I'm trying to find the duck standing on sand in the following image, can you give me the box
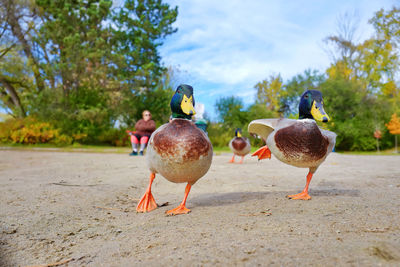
[136,84,213,215]
[229,128,251,164]
[248,90,336,200]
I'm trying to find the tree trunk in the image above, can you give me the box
[0,77,26,117]
[6,1,45,92]
[376,138,380,153]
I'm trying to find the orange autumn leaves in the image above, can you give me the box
[386,114,400,135]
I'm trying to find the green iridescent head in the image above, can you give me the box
[170,84,196,119]
[299,90,330,122]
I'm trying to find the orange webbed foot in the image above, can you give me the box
[252,145,271,160]
[287,192,311,200]
[165,204,191,216]
[136,191,158,212]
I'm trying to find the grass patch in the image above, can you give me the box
[336,148,399,156]
[0,143,131,154]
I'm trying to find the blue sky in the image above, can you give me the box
[159,0,397,120]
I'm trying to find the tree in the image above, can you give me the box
[324,11,360,67]
[215,96,248,129]
[112,0,178,91]
[321,61,393,151]
[0,47,33,117]
[254,74,282,113]
[318,7,399,151]
[369,7,400,112]
[211,96,250,148]
[280,69,325,116]
[0,0,41,117]
[386,113,400,153]
[0,0,178,142]
[0,0,46,93]
[324,8,400,96]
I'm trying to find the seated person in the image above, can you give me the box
[129,110,156,156]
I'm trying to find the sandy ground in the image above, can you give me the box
[0,149,400,267]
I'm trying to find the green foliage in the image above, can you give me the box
[254,74,282,112]
[281,69,325,116]
[119,74,175,128]
[29,85,113,143]
[215,96,248,129]
[0,0,177,144]
[247,103,277,120]
[321,62,393,151]
[213,98,278,149]
[0,117,73,145]
[317,6,400,151]
[97,127,130,147]
[111,0,178,89]
[213,96,248,147]
[207,122,233,148]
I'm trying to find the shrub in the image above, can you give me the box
[97,127,130,147]
[0,117,72,145]
[208,123,232,148]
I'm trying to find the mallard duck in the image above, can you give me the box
[136,84,213,215]
[248,90,336,200]
[228,128,251,164]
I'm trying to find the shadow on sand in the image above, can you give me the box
[190,188,360,208]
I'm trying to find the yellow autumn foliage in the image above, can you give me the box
[327,61,353,80]
[0,117,73,145]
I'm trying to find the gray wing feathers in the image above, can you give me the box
[248,119,279,140]
[320,129,337,153]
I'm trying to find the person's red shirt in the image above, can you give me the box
[135,119,156,135]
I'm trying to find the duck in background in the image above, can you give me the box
[228,128,251,164]
[136,84,213,215]
[248,90,336,200]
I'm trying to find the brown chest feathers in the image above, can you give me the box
[232,137,248,151]
[274,122,329,161]
[152,119,211,161]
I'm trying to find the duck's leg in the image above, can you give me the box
[287,171,313,200]
[166,183,192,215]
[136,173,158,212]
[252,145,271,160]
[239,156,244,164]
[229,155,235,163]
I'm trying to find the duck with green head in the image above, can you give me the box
[228,128,251,164]
[248,90,336,200]
[136,84,213,215]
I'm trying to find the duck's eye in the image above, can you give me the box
[304,95,309,99]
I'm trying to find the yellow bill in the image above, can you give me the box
[181,95,196,115]
[311,101,330,122]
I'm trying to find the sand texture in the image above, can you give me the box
[1,150,399,266]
